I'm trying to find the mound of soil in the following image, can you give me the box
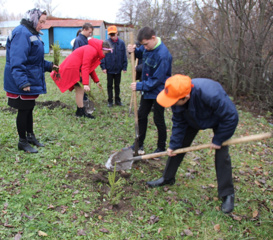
[36,100,72,110]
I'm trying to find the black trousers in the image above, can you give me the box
[138,97,166,150]
[107,73,121,104]
[163,126,234,197]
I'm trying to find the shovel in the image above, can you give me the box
[105,132,272,171]
[129,59,139,115]
[129,32,140,156]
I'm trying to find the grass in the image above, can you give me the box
[0,55,273,239]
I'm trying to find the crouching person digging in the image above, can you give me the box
[147,74,239,213]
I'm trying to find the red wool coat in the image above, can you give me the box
[50,38,105,93]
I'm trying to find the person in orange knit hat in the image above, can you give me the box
[147,74,239,214]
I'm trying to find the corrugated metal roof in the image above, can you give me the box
[42,19,104,29]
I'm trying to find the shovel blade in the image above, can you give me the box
[105,148,134,171]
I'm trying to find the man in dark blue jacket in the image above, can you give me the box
[100,25,127,107]
[128,26,172,155]
[147,74,239,213]
[72,23,93,51]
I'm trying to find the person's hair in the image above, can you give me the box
[82,22,94,31]
[76,29,81,37]
[102,40,113,49]
[137,27,156,42]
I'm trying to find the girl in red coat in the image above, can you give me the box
[51,38,112,118]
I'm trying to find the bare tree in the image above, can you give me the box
[34,0,58,16]
[117,0,273,108]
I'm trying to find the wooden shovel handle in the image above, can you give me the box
[129,32,140,153]
[134,132,272,161]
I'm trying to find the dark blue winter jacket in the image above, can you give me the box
[4,24,52,95]
[100,38,127,74]
[135,40,172,99]
[170,78,239,150]
[72,33,88,51]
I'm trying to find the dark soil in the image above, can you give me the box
[1,100,72,114]
[36,100,72,110]
[65,160,162,217]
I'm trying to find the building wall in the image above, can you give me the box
[41,29,50,54]
[53,27,79,49]
[42,27,102,52]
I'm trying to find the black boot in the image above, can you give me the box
[18,138,38,153]
[75,107,95,119]
[27,133,45,147]
[146,177,175,188]
[221,194,234,213]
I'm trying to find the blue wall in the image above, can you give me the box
[41,27,102,53]
[41,29,50,54]
[54,27,80,49]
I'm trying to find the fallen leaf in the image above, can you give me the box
[184,229,193,236]
[61,206,68,214]
[77,229,86,236]
[232,214,242,221]
[14,233,22,240]
[149,215,159,224]
[38,230,48,236]
[98,215,103,220]
[254,180,261,186]
[99,228,109,233]
[252,210,259,218]
[47,204,55,209]
[73,190,79,195]
[215,206,220,211]
[4,222,14,228]
[158,227,163,233]
[208,184,215,188]
[214,224,220,232]
[195,209,202,215]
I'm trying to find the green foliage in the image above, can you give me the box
[106,163,125,205]
[51,41,61,72]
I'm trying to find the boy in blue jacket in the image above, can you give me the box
[100,25,127,107]
[128,27,172,155]
[147,74,239,213]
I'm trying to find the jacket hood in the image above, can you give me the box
[88,38,104,59]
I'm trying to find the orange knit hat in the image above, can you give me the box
[157,74,194,107]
